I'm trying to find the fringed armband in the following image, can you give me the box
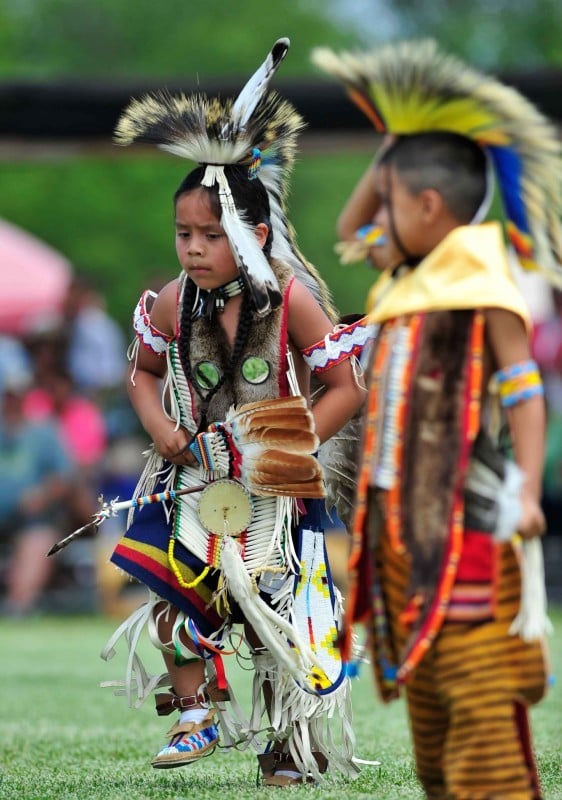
[128,290,173,386]
[132,290,172,358]
[301,316,376,374]
[495,359,544,408]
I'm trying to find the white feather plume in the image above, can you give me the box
[230,38,290,129]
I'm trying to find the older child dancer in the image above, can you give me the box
[313,40,561,799]
[102,40,364,786]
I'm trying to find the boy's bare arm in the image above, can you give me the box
[337,137,396,241]
[128,281,196,465]
[485,307,546,538]
[337,161,379,241]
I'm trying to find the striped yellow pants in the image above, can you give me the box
[375,535,548,799]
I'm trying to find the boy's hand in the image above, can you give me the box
[151,422,197,466]
[517,492,546,540]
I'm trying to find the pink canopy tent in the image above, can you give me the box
[0,218,73,335]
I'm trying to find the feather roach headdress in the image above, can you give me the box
[115,38,335,317]
[312,39,562,286]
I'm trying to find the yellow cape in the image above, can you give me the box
[367,223,531,331]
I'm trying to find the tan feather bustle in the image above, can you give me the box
[312,39,562,287]
[243,448,324,496]
[224,395,324,498]
[241,445,324,496]
[235,410,316,433]
[230,397,319,453]
[229,394,308,415]
[245,479,324,499]
[237,429,319,453]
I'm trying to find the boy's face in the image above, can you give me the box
[175,188,240,290]
[374,164,428,263]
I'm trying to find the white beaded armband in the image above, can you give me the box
[301,316,376,374]
[132,290,172,357]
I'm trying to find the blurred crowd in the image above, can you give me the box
[0,275,145,618]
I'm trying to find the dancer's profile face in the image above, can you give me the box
[374,164,428,263]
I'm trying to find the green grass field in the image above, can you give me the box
[1,607,561,800]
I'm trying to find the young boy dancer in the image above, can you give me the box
[313,39,561,799]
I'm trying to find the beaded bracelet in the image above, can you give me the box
[189,427,231,476]
[495,359,544,408]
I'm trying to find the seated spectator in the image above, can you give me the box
[0,334,32,388]
[23,318,67,389]
[62,275,127,397]
[0,370,72,617]
[24,367,107,472]
[24,367,108,535]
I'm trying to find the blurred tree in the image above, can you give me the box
[327,0,562,67]
[2,0,561,76]
[0,0,354,79]
[0,0,366,328]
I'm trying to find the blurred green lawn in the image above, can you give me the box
[0,607,560,800]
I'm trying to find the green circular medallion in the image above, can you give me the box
[194,360,221,390]
[241,356,270,385]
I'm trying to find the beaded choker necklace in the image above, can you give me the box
[197,276,245,319]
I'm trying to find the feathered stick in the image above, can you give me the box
[47,485,206,556]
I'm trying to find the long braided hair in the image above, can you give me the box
[175,165,273,431]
